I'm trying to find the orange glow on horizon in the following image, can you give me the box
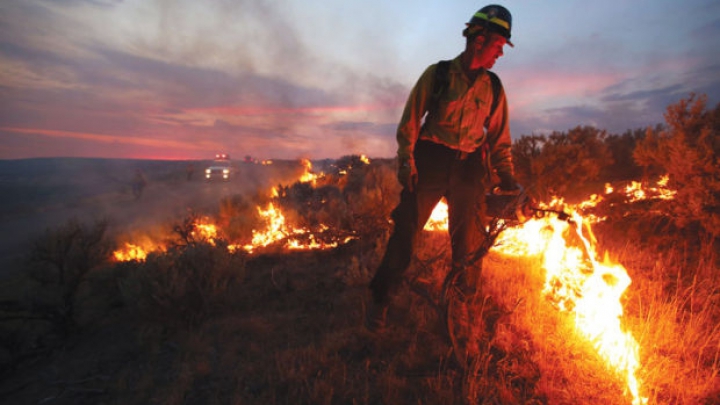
[1,126,201,151]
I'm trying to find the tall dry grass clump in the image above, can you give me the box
[603,239,720,404]
[117,216,247,330]
[117,243,245,330]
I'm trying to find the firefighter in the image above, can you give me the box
[366,5,520,332]
[186,163,195,181]
[131,169,147,199]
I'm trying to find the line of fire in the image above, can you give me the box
[110,153,685,405]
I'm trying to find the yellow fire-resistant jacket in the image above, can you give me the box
[396,54,514,176]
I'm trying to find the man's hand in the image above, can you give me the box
[497,172,520,192]
[398,158,418,192]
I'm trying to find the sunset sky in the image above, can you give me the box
[1,0,719,160]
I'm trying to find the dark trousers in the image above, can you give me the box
[369,140,488,305]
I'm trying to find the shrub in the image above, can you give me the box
[342,159,400,238]
[118,242,246,329]
[633,94,720,238]
[513,127,613,199]
[533,126,612,198]
[511,134,544,188]
[218,194,257,241]
[23,218,112,332]
[602,128,646,181]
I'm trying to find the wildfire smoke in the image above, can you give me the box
[112,159,354,261]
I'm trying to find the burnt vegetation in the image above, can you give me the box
[0,94,718,404]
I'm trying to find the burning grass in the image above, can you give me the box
[1,159,719,404]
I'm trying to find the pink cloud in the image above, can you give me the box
[186,102,401,117]
[506,68,626,110]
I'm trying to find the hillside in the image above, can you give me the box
[0,156,718,404]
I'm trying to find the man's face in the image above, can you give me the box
[467,32,507,70]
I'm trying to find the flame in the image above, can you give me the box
[113,242,160,262]
[495,210,645,404]
[109,170,673,401]
[360,154,370,165]
[620,175,676,202]
[112,218,221,262]
[241,204,354,253]
[299,158,320,184]
[243,202,287,252]
[107,164,677,402]
[421,186,662,404]
[193,220,219,243]
[112,157,357,261]
[423,199,449,231]
[112,203,353,260]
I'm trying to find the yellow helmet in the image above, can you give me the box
[466,4,513,46]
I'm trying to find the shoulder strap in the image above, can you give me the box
[483,70,503,179]
[486,70,502,118]
[429,60,451,112]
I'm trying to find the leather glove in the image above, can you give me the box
[498,172,520,192]
[397,158,418,192]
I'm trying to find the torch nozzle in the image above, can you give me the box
[530,207,573,223]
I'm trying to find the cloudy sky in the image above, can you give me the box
[1,0,719,160]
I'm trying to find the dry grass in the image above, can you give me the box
[1,162,718,404]
[621,246,720,404]
[2,224,718,404]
